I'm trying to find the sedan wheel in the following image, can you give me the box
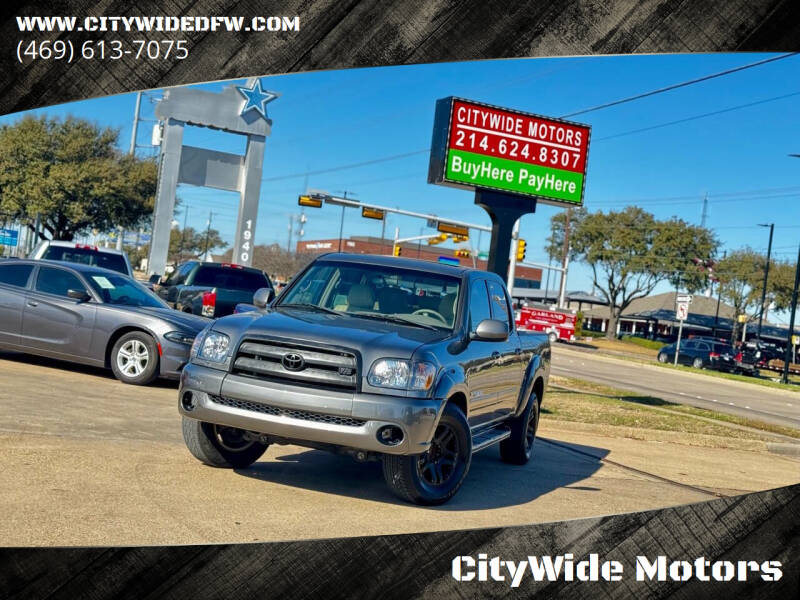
[117,339,150,377]
[110,331,159,385]
[657,353,668,363]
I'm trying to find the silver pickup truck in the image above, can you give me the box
[178,253,550,505]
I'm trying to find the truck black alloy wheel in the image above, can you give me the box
[382,403,472,505]
[110,331,160,385]
[182,417,268,468]
[500,390,539,465]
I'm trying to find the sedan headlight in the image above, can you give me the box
[195,331,230,363]
[164,331,196,345]
[368,359,437,391]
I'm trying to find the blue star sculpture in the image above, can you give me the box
[236,79,278,120]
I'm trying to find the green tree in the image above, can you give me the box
[716,249,795,342]
[0,116,157,241]
[555,206,717,339]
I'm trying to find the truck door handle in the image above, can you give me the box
[492,351,501,359]
[27,301,38,307]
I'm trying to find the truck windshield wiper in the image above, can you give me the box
[278,303,341,315]
[349,312,442,331]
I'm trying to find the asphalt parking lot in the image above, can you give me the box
[1,350,798,546]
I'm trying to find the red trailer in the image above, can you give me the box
[515,305,577,343]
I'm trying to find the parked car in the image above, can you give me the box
[656,338,730,369]
[178,253,550,505]
[30,240,134,277]
[0,259,208,385]
[154,261,273,318]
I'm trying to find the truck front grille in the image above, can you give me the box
[209,395,366,427]
[231,339,358,391]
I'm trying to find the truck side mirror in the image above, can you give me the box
[472,319,508,341]
[253,287,276,309]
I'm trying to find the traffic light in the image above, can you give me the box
[516,239,527,261]
[298,194,323,208]
[454,249,471,258]
[393,245,402,257]
[451,235,469,243]
[427,234,448,245]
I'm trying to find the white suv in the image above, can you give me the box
[30,240,134,277]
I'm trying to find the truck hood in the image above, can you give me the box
[213,307,447,359]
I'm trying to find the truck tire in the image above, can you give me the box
[382,403,472,505]
[499,389,540,465]
[110,331,159,385]
[548,331,558,344]
[182,417,268,468]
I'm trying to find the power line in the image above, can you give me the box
[560,53,798,118]
[595,90,800,142]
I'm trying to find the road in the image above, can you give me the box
[1,350,797,546]
[552,346,800,428]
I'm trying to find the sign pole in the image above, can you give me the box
[781,243,800,384]
[674,319,684,366]
[475,189,536,280]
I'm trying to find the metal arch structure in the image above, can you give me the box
[147,78,277,276]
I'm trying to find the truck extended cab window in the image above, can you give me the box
[469,279,491,331]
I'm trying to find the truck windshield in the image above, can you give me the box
[43,245,129,275]
[278,261,461,329]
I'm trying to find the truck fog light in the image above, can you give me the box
[377,425,404,446]
[181,391,196,411]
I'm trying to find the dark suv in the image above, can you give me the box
[155,261,273,318]
[657,338,733,369]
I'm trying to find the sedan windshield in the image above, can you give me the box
[278,261,461,329]
[87,273,167,308]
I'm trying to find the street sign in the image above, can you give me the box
[428,97,591,207]
[0,229,18,246]
[676,302,689,321]
[676,294,693,304]
[361,207,385,220]
[437,222,469,237]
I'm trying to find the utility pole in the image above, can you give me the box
[756,222,774,340]
[700,192,708,227]
[782,243,800,385]
[507,219,520,291]
[178,206,189,264]
[712,250,726,338]
[203,211,214,259]
[558,209,571,308]
[287,214,295,252]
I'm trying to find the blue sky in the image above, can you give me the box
[2,53,799,321]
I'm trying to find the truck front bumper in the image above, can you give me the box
[178,363,444,455]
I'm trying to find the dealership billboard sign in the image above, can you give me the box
[428,97,591,207]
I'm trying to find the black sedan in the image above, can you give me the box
[0,259,209,385]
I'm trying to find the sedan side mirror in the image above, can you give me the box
[471,319,508,341]
[67,289,92,302]
[253,287,276,309]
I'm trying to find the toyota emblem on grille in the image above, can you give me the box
[282,353,305,371]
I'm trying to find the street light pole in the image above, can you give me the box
[756,223,774,341]
[781,243,800,384]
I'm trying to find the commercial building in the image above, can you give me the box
[296,236,543,288]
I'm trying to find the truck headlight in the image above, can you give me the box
[368,359,436,391]
[196,332,230,363]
